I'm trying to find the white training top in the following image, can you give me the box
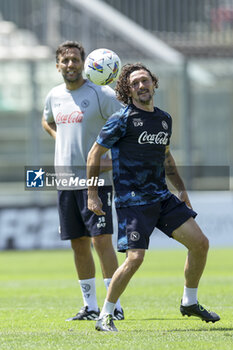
[43,80,122,189]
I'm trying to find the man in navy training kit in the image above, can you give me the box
[87,62,220,331]
[42,41,124,321]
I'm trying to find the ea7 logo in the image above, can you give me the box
[133,118,143,127]
[97,216,106,229]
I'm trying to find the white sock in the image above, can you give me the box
[104,278,122,311]
[182,286,198,306]
[79,278,98,311]
[99,299,116,318]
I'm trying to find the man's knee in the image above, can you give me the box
[198,233,209,253]
[188,229,209,255]
[92,234,113,251]
[71,236,91,254]
[127,250,145,271]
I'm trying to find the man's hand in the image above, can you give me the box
[178,190,192,209]
[41,116,56,139]
[88,194,106,216]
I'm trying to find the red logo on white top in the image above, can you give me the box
[56,111,83,124]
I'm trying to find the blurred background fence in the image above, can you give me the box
[0,0,232,249]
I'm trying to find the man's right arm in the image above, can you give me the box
[87,142,109,215]
[41,115,56,140]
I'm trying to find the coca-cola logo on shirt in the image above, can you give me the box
[56,111,83,124]
[138,131,169,145]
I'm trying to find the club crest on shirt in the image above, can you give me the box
[162,120,168,130]
[81,99,90,108]
[133,118,143,127]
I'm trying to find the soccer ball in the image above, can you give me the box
[84,48,121,85]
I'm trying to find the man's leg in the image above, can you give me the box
[66,236,100,321]
[92,234,118,278]
[71,236,95,279]
[172,217,220,323]
[92,234,124,319]
[95,249,145,331]
[106,249,145,303]
[172,217,209,288]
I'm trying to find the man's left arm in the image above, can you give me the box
[164,146,192,209]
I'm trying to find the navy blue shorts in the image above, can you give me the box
[57,186,113,240]
[116,194,197,252]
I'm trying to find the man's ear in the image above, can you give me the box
[56,63,60,72]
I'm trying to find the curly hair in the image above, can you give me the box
[115,63,159,105]
[55,41,85,63]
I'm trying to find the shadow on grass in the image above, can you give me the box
[126,318,182,321]
[123,329,233,335]
[123,319,233,332]
[164,327,233,332]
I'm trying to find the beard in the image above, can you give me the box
[137,90,153,105]
[63,71,83,83]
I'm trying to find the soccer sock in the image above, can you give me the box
[99,299,116,318]
[182,286,198,306]
[79,278,99,311]
[104,278,122,311]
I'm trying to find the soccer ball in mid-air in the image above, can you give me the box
[84,48,121,85]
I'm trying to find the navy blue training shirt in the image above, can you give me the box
[96,104,172,208]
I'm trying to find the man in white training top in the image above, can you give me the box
[42,41,124,321]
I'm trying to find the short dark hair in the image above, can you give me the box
[115,63,159,105]
[55,41,85,63]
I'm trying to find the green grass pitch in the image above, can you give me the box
[0,248,233,350]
